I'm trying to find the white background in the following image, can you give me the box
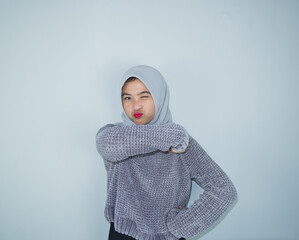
[1,1,298,239]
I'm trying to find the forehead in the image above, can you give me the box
[122,79,150,93]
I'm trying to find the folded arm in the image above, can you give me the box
[167,136,238,239]
[95,123,189,162]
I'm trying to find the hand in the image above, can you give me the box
[169,144,189,154]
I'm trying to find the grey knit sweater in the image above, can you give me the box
[96,123,237,240]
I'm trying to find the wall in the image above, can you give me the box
[1,0,298,239]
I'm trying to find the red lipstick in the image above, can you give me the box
[134,112,143,118]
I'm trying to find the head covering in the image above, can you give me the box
[115,65,173,126]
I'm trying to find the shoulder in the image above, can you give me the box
[186,134,206,154]
[181,134,214,168]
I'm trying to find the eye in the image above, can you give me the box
[123,97,131,100]
[141,95,149,98]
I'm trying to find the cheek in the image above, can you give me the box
[122,102,131,113]
[147,100,155,114]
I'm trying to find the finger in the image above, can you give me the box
[170,148,186,154]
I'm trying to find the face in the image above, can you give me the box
[121,79,155,125]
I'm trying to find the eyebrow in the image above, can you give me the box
[121,91,151,97]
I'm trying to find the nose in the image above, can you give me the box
[133,99,142,111]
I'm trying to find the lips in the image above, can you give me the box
[134,112,143,118]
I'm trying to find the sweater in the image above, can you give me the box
[95,123,237,240]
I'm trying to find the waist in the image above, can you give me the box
[105,205,181,240]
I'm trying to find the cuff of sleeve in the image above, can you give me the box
[172,134,190,153]
[166,208,186,238]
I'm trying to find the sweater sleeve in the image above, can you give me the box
[166,136,238,239]
[95,123,189,162]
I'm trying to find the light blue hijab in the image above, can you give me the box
[115,65,173,126]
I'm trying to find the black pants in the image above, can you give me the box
[108,222,185,240]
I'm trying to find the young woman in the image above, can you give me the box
[96,65,237,240]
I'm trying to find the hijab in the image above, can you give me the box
[115,65,173,126]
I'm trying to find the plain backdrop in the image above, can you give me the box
[1,0,298,239]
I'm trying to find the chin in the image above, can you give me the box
[132,119,148,125]
[135,121,146,125]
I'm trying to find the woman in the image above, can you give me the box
[96,65,237,240]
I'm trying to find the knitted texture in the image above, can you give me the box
[96,123,237,240]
